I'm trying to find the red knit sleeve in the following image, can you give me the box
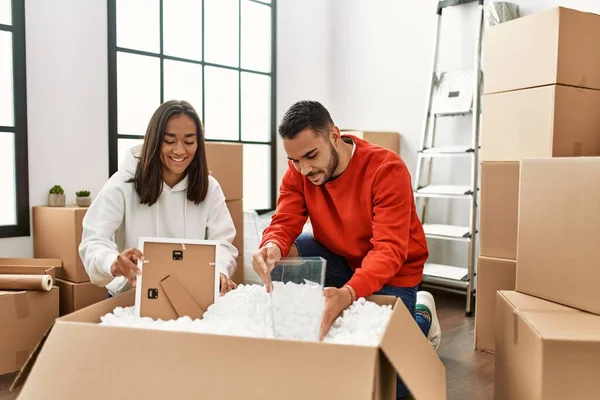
[346,161,413,298]
[259,164,308,257]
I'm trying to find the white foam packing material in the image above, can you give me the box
[100,282,393,347]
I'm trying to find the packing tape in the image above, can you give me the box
[573,142,583,157]
[512,311,519,344]
[15,350,29,367]
[13,292,29,319]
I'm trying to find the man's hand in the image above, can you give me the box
[219,273,237,296]
[319,286,355,341]
[252,242,282,293]
[110,248,144,287]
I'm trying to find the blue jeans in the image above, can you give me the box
[294,232,430,399]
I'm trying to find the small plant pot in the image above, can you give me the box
[48,194,66,207]
[76,196,91,207]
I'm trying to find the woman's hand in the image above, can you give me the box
[110,248,144,287]
[219,273,237,296]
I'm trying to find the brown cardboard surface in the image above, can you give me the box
[15,291,446,399]
[480,162,519,259]
[55,279,108,316]
[495,291,600,399]
[474,257,516,353]
[484,7,600,94]
[160,274,205,319]
[226,199,244,258]
[0,287,58,375]
[517,157,600,315]
[0,265,56,281]
[32,206,89,283]
[482,84,600,161]
[205,142,243,201]
[232,253,244,284]
[342,130,401,154]
[139,241,216,320]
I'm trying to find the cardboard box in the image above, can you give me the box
[55,279,108,316]
[517,157,600,315]
[0,258,61,279]
[205,142,243,201]
[33,206,90,283]
[474,257,516,353]
[479,162,519,259]
[495,291,600,399]
[13,290,446,400]
[233,254,244,284]
[482,84,600,161]
[0,264,59,375]
[226,199,244,257]
[342,130,401,155]
[484,7,600,94]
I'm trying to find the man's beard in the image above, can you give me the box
[308,143,339,186]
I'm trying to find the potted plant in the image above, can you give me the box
[48,185,66,207]
[75,190,92,207]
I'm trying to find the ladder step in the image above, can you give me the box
[419,145,473,156]
[423,263,469,281]
[415,184,472,198]
[423,223,471,241]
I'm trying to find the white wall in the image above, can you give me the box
[0,0,109,256]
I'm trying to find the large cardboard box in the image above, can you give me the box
[484,7,600,95]
[33,206,90,283]
[55,279,108,316]
[479,162,519,259]
[342,130,401,155]
[226,199,244,284]
[13,290,446,400]
[0,258,62,273]
[474,257,516,353]
[0,265,59,375]
[495,291,600,399]
[205,142,243,201]
[517,157,600,315]
[482,84,600,161]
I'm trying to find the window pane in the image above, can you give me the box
[204,67,238,140]
[0,132,16,226]
[116,0,160,53]
[241,1,271,73]
[163,60,202,117]
[204,0,239,67]
[0,0,10,25]
[117,52,160,135]
[118,138,144,167]
[243,144,271,210]
[163,0,202,60]
[241,72,270,142]
[0,31,14,127]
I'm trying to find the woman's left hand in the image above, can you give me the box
[219,273,237,296]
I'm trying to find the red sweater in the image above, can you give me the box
[261,135,429,298]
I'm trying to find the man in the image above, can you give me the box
[252,101,441,398]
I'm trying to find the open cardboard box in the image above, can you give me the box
[12,290,446,399]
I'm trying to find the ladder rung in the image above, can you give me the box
[423,224,471,241]
[423,263,469,282]
[415,185,472,198]
[419,145,473,156]
[432,109,472,117]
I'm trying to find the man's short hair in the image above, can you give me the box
[278,100,334,139]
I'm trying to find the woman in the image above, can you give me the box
[79,100,238,297]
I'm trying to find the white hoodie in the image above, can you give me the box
[79,145,238,296]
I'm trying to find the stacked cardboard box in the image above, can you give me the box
[0,259,60,375]
[475,6,600,354]
[341,130,401,155]
[206,142,244,284]
[33,206,108,316]
[480,7,600,398]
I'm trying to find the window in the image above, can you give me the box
[0,0,29,238]
[107,0,276,212]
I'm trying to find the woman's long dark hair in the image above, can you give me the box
[128,100,209,206]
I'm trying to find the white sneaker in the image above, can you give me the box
[416,291,441,351]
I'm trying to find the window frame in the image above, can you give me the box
[107,0,277,213]
[0,0,30,238]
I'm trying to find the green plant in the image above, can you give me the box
[76,190,90,197]
[49,185,64,195]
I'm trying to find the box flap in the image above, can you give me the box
[160,274,205,319]
[0,265,56,280]
[380,298,446,399]
[10,324,54,392]
[0,258,62,268]
[17,320,380,399]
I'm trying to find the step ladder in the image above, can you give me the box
[414,0,484,316]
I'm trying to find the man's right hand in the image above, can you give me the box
[252,242,282,293]
[110,248,144,287]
